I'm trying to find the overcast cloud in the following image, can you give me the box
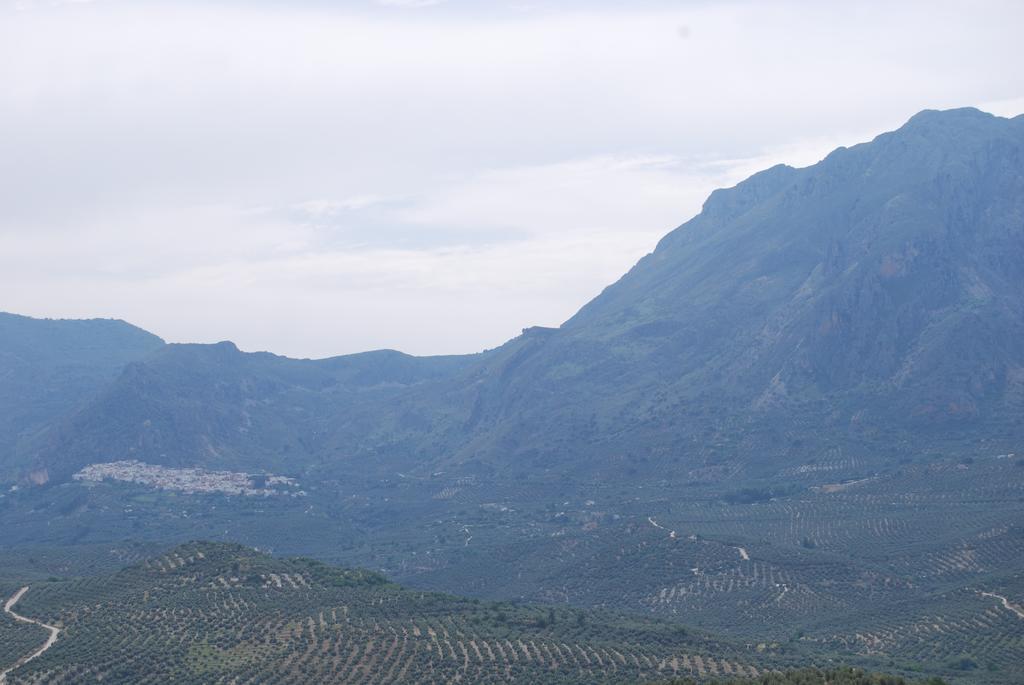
[1,0,1022,357]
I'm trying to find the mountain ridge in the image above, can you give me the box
[0,312,166,481]
[5,106,1024,484]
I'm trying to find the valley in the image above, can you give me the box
[1,446,1020,681]
[1,107,1023,682]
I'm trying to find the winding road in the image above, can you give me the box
[980,591,1024,620]
[0,587,60,684]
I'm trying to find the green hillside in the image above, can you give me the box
[0,542,794,684]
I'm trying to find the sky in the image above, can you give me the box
[1,0,1022,358]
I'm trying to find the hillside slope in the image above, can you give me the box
[0,542,783,684]
[27,342,478,481]
[0,313,165,481]
[439,107,1024,476]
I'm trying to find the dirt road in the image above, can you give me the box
[647,517,677,539]
[0,587,60,684]
[980,591,1024,620]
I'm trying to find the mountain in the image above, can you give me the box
[22,341,478,482]
[17,108,1023,486]
[428,107,1024,476]
[0,313,165,482]
[2,108,1023,683]
[0,542,787,684]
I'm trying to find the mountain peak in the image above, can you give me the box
[904,106,995,126]
[893,106,1012,143]
[561,104,1024,458]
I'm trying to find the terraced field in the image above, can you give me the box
[655,667,947,685]
[0,543,793,684]
[809,582,1024,674]
[382,453,1024,681]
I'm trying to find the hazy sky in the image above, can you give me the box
[2,0,1022,358]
